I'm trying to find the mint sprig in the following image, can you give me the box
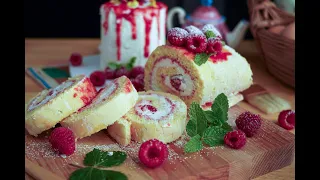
[194,53,212,66]
[108,57,136,70]
[205,30,216,39]
[183,93,233,153]
[69,149,128,180]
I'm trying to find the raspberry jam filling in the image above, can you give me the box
[135,94,175,121]
[28,80,75,111]
[79,82,118,112]
[150,57,195,97]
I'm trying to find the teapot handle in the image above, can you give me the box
[167,7,186,30]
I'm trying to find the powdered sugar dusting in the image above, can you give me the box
[167,27,188,39]
[173,133,190,148]
[184,25,203,35]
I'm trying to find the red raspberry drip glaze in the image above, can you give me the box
[102,2,167,61]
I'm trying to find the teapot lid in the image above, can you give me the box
[190,0,222,21]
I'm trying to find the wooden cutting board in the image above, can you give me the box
[25,105,294,180]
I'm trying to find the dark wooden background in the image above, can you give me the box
[24,0,253,39]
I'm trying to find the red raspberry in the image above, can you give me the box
[206,37,223,54]
[278,110,295,130]
[114,67,130,78]
[224,130,247,149]
[185,33,208,53]
[130,66,144,78]
[69,53,82,66]
[167,27,189,46]
[235,111,262,137]
[131,74,144,92]
[138,139,168,168]
[49,127,76,156]
[105,67,115,79]
[90,71,106,86]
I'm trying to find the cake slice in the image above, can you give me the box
[107,116,132,146]
[108,91,188,144]
[60,76,138,139]
[25,75,97,136]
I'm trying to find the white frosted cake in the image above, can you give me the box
[100,0,167,69]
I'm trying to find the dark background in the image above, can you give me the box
[24,0,253,39]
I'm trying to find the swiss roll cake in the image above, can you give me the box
[144,45,253,110]
[108,91,188,144]
[61,76,138,139]
[25,75,97,136]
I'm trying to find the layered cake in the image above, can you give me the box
[108,91,187,145]
[144,25,253,109]
[25,75,97,136]
[61,76,138,139]
[100,0,168,69]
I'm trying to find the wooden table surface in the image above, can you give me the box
[25,39,295,180]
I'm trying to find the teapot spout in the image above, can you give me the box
[226,19,249,49]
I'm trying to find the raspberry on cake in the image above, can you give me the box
[144,41,253,110]
[25,75,97,136]
[60,76,138,139]
[108,91,187,144]
[100,0,168,69]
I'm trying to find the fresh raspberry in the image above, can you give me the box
[202,24,222,38]
[224,130,247,149]
[138,139,168,168]
[278,110,295,130]
[90,71,106,86]
[105,67,115,79]
[184,25,203,35]
[114,67,130,78]
[235,111,262,137]
[69,53,82,66]
[130,66,144,78]
[167,27,189,46]
[206,37,223,54]
[49,127,75,156]
[131,74,144,92]
[185,33,208,53]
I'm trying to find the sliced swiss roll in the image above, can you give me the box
[25,75,97,136]
[60,76,138,139]
[108,91,187,144]
[144,45,253,110]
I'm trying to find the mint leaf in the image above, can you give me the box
[69,168,128,180]
[194,53,211,66]
[205,30,216,39]
[125,57,136,70]
[186,102,207,137]
[202,126,227,147]
[211,93,229,124]
[104,170,128,180]
[70,167,106,180]
[84,149,127,168]
[108,62,121,70]
[204,111,220,126]
[221,122,233,132]
[184,134,203,153]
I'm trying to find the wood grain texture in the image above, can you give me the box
[25,39,295,180]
